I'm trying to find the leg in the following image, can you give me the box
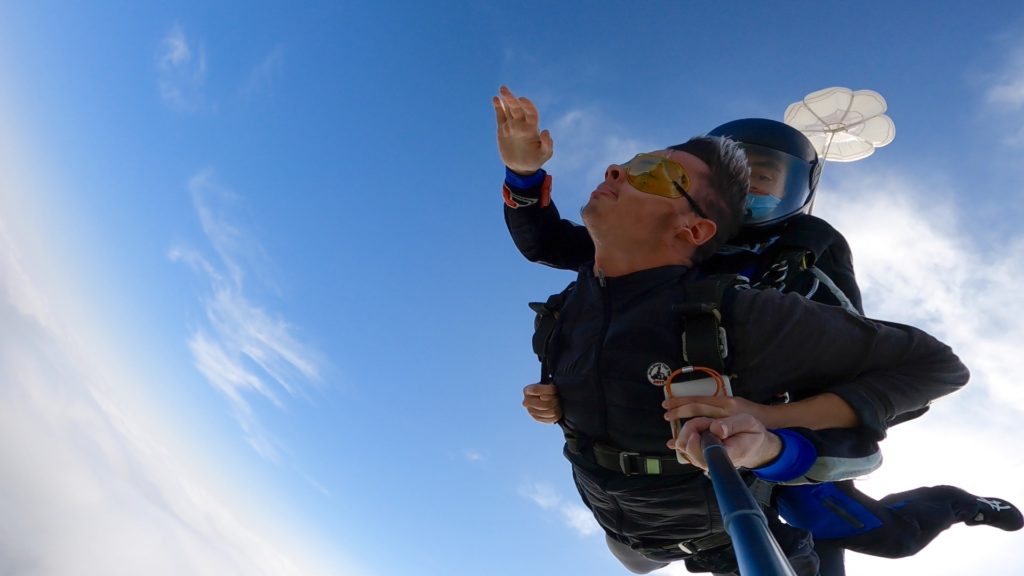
[813,540,845,576]
[825,484,1021,558]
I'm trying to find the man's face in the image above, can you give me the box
[747,152,787,199]
[581,149,710,248]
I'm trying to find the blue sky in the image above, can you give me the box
[2,1,1024,574]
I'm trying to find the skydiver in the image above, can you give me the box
[494,86,1021,575]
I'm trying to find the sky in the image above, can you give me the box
[1,1,1023,575]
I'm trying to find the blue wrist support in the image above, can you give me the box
[751,429,816,482]
[504,167,546,189]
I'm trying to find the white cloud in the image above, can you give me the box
[462,449,484,461]
[987,50,1024,109]
[170,170,323,463]
[543,107,653,204]
[984,45,1024,147]
[811,170,1024,576]
[242,46,285,101]
[519,481,601,537]
[0,216,331,576]
[158,24,209,112]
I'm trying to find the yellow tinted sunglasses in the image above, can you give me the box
[622,153,708,218]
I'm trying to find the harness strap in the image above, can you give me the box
[591,443,695,476]
[747,477,775,509]
[673,274,742,373]
[529,285,573,382]
[673,531,733,555]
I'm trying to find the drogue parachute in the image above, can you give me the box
[784,87,895,162]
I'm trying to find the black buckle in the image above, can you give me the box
[618,452,663,475]
[618,451,640,475]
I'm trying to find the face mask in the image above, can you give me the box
[745,194,782,221]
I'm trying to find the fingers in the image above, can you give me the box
[492,96,507,124]
[496,85,538,127]
[520,96,539,125]
[714,413,762,437]
[524,383,558,397]
[664,401,729,422]
[662,395,766,424]
[498,85,521,122]
[663,396,733,422]
[523,383,562,424]
[540,129,553,157]
[665,416,715,469]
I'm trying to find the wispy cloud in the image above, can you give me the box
[0,215,326,576]
[812,171,1024,576]
[983,44,1024,146]
[170,170,322,462]
[817,172,1024,411]
[519,481,600,537]
[242,45,285,102]
[987,49,1024,110]
[158,24,209,112]
[543,107,652,204]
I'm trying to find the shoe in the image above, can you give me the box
[965,497,1024,531]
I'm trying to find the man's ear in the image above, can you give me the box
[676,218,718,246]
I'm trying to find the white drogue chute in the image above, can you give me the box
[784,87,895,162]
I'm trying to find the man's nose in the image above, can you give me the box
[605,164,625,182]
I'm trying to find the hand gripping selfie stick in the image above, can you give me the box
[700,431,797,576]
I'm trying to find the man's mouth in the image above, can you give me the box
[592,186,618,200]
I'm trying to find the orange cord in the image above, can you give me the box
[661,366,726,399]
[660,365,727,452]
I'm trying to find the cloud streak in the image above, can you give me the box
[242,46,286,102]
[543,107,653,204]
[0,215,324,576]
[519,481,601,537]
[158,24,209,112]
[170,170,322,462]
[810,171,1024,575]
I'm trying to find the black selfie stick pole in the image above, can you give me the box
[700,431,797,576]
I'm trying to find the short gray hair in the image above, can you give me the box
[669,136,748,262]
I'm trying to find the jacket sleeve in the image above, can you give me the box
[779,428,883,484]
[725,288,970,440]
[502,169,595,271]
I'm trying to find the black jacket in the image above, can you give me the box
[547,264,968,559]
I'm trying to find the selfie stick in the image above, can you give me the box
[700,431,797,576]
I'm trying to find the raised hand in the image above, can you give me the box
[493,85,553,175]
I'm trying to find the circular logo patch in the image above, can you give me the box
[646,362,672,386]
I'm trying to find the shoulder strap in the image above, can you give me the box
[529,282,575,383]
[673,274,745,373]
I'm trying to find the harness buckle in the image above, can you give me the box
[618,452,662,475]
[619,451,640,475]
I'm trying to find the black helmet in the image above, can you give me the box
[708,118,822,229]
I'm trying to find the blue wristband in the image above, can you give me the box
[505,167,546,189]
[751,429,816,482]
